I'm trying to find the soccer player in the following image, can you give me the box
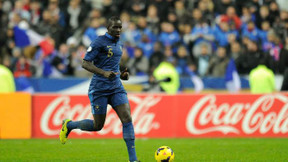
[59,16,139,162]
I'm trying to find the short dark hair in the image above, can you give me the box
[107,16,121,28]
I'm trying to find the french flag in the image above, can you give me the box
[225,59,241,93]
[13,21,54,56]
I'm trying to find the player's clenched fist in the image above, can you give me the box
[120,68,129,80]
[103,71,118,79]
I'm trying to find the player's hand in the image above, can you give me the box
[103,71,118,79]
[120,68,129,80]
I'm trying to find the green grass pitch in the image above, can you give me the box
[1,138,288,161]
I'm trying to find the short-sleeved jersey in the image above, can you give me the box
[84,33,123,92]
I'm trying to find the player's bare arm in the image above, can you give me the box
[82,60,118,79]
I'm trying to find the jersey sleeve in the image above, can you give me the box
[83,40,101,61]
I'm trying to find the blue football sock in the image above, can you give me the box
[66,119,95,136]
[123,122,137,161]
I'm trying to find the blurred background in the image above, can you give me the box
[0,0,287,94]
[1,1,288,161]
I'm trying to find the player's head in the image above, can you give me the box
[107,16,122,38]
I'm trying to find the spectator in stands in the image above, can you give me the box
[51,43,69,75]
[2,55,13,72]
[48,0,65,27]
[149,42,164,74]
[150,0,171,22]
[126,0,147,17]
[198,0,214,24]
[274,10,288,41]
[120,48,130,69]
[121,22,141,47]
[146,4,159,34]
[29,0,41,27]
[34,9,62,48]
[89,8,102,19]
[3,27,15,56]
[196,44,211,77]
[10,0,31,22]
[248,0,260,15]
[230,41,242,60]
[190,19,214,57]
[217,6,242,30]
[10,48,21,71]
[278,37,288,74]
[267,30,282,65]
[13,55,32,77]
[72,45,91,78]
[49,14,64,48]
[32,38,58,78]
[22,0,31,11]
[137,16,157,43]
[120,11,131,32]
[281,69,288,91]
[249,58,275,93]
[163,46,176,66]
[127,47,149,76]
[64,0,87,34]
[167,11,178,31]
[175,45,190,76]
[242,20,261,42]
[82,18,107,47]
[256,5,273,29]
[259,21,271,47]
[241,5,254,25]
[207,46,230,77]
[190,8,203,27]
[0,1,5,50]
[174,0,186,23]
[182,23,192,42]
[269,1,280,21]
[159,22,180,48]
[214,21,238,47]
[138,34,154,58]
[236,40,265,74]
[36,10,51,35]
[101,0,118,19]
[280,38,288,90]
[214,0,235,15]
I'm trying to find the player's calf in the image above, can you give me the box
[123,122,138,161]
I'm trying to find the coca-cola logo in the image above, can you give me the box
[186,94,288,135]
[40,95,161,136]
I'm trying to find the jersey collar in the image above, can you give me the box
[105,32,118,40]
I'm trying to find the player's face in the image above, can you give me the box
[108,20,122,38]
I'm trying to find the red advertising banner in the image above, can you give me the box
[32,94,288,138]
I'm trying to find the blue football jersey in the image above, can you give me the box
[84,33,124,92]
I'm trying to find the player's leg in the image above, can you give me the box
[66,114,106,133]
[110,93,138,162]
[59,95,107,144]
[60,114,106,144]
[66,94,108,133]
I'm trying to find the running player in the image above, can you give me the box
[59,16,139,162]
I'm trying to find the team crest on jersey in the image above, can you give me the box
[87,46,92,52]
[107,46,113,57]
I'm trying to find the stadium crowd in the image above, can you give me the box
[0,0,288,80]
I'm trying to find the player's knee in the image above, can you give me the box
[121,115,132,124]
[93,123,104,131]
